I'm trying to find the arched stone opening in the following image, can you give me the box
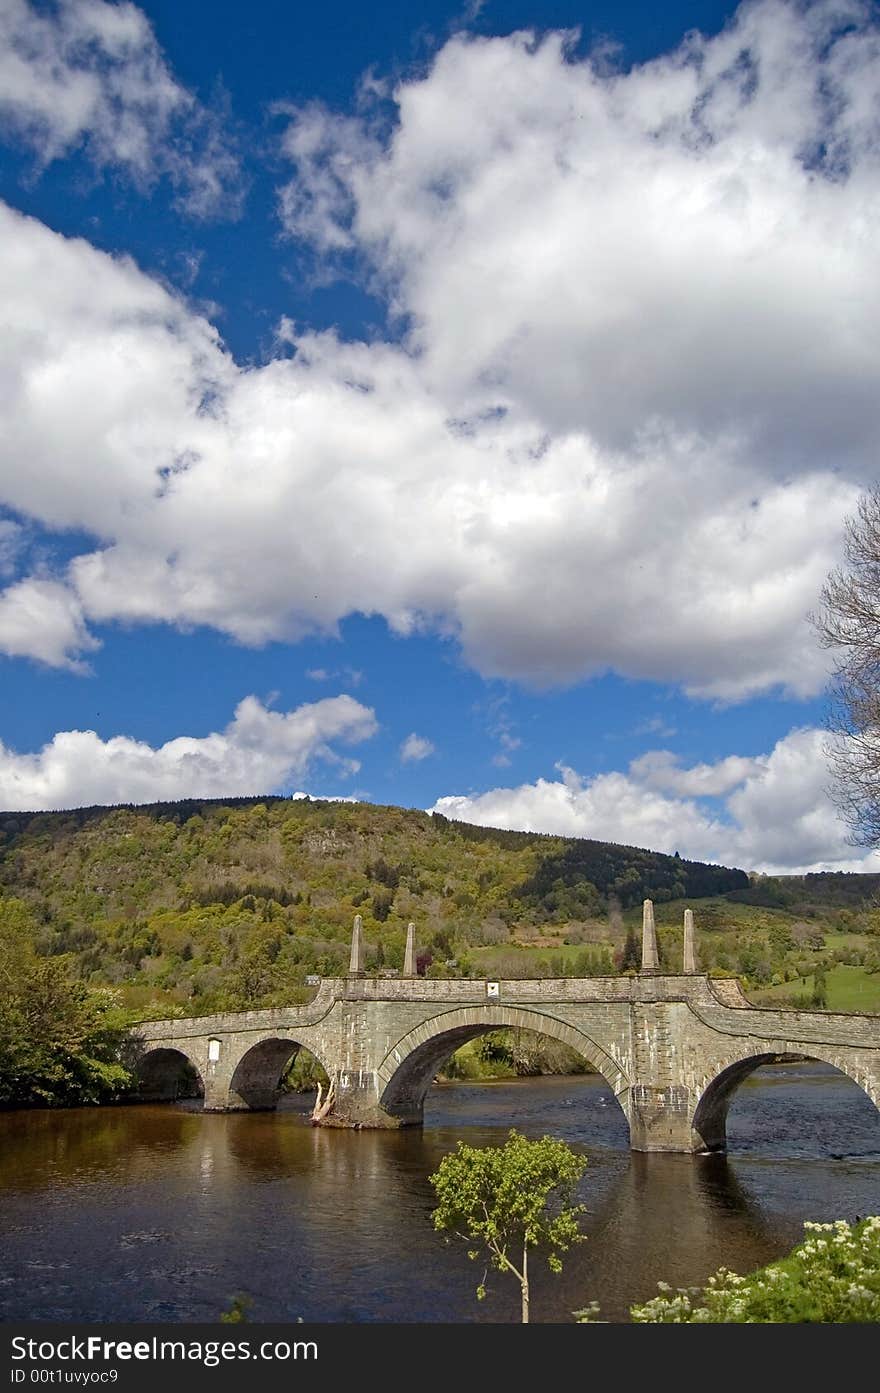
[692,1053,880,1153]
[135,1047,205,1104]
[227,1037,330,1111]
[377,1005,629,1131]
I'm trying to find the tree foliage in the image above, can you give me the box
[630,1217,880,1323]
[430,1129,586,1322]
[516,839,745,915]
[811,966,828,1009]
[2,795,878,1021]
[620,925,640,972]
[813,486,880,846]
[0,897,132,1106]
[0,795,753,1016]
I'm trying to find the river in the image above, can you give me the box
[1,1063,878,1324]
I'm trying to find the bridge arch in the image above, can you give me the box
[691,1051,880,1152]
[227,1035,333,1111]
[135,1046,205,1104]
[376,1005,630,1127]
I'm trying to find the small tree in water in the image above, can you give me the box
[430,1129,586,1322]
[219,1293,251,1323]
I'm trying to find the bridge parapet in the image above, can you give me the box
[133,971,880,1029]
[291,972,762,1005]
[136,977,340,1041]
[706,978,751,1008]
[690,996,880,1050]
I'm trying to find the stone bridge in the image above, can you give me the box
[133,906,880,1153]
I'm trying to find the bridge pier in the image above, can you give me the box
[629,1085,697,1152]
[204,1077,236,1112]
[328,1070,405,1128]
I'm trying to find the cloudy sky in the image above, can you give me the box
[0,0,878,873]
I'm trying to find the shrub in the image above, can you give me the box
[630,1218,880,1322]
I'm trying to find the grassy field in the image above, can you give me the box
[821,932,876,950]
[465,895,880,1016]
[625,896,790,928]
[468,940,611,975]
[750,964,880,1014]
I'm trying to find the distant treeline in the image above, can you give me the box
[515,840,747,913]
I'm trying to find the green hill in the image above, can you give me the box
[1,795,878,1016]
[0,794,740,1011]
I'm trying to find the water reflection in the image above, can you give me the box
[0,1064,877,1323]
[567,1153,775,1319]
[0,1105,205,1190]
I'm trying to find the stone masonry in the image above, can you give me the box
[133,903,880,1153]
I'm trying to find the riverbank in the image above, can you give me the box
[437,1028,597,1081]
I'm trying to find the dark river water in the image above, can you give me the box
[1,1064,879,1324]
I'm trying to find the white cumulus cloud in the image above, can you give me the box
[629,749,764,797]
[0,2,879,697]
[430,727,880,874]
[279,1,880,464]
[0,694,378,810]
[0,577,98,670]
[400,732,435,763]
[0,0,242,216]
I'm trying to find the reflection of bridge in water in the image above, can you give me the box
[134,903,880,1153]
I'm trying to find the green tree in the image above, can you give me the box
[371,888,394,922]
[629,1217,880,1322]
[0,897,132,1106]
[811,966,828,1009]
[430,1129,586,1322]
[620,926,640,973]
[219,1294,251,1323]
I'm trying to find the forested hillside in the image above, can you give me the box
[0,795,745,1015]
[2,795,879,1027]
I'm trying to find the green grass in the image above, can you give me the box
[439,1038,517,1080]
[470,941,594,963]
[468,940,615,976]
[751,964,880,1014]
[624,895,798,930]
[822,931,875,950]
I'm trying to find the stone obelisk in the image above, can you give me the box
[349,913,365,976]
[403,921,416,976]
[683,908,697,974]
[641,898,659,974]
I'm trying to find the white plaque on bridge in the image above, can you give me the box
[486,981,499,999]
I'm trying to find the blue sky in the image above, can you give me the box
[0,0,878,873]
